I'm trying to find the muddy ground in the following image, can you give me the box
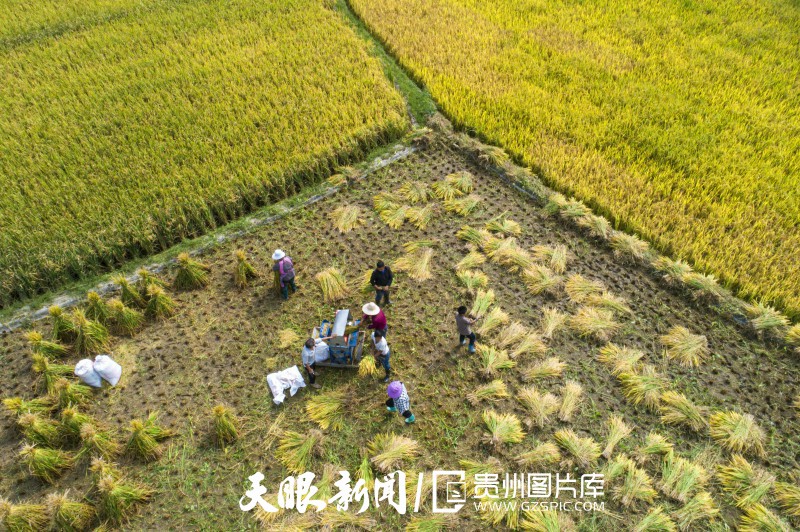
[1,137,798,530]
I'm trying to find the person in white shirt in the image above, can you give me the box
[301,338,321,389]
[372,330,391,383]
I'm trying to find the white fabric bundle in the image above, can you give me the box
[94,354,122,386]
[74,359,103,388]
[267,365,306,405]
[313,340,330,362]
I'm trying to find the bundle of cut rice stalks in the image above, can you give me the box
[444,194,481,217]
[394,246,434,281]
[316,268,350,303]
[398,181,430,203]
[329,205,364,233]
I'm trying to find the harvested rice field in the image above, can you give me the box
[2,131,799,530]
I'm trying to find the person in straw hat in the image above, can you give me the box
[361,302,387,337]
[385,380,415,424]
[271,249,297,300]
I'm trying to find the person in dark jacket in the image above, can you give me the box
[370,260,393,306]
[271,249,297,300]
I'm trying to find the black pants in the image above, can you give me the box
[375,289,390,305]
[385,398,412,418]
[460,332,476,347]
[305,362,316,384]
[281,278,297,300]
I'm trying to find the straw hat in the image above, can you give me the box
[271,249,286,260]
[362,302,380,316]
[387,381,403,399]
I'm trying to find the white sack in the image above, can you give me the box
[74,359,103,388]
[267,365,306,405]
[313,340,330,362]
[94,354,122,386]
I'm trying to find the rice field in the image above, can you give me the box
[349,0,800,316]
[0,0,407,305]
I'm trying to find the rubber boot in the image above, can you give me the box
[405,414,416,424]
[387,406,397,412]
[468,344,476,353]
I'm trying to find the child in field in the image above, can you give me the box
[386,380,415,424]
[456,305,477,353]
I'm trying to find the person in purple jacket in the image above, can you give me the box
[272,249,297,300]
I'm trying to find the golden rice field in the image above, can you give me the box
[0,0,407,305]
[349,0,800,316]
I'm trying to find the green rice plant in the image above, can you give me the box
[577,213,612,240]
[519,508,575,531]
[357,454,374,491]
[681,272,725,301]
[406,204,436,229]
[531,244,569,274]
[306,391,345,431]
[19,444,74,483]
[717,454,774,509]
[446,170,474,193]
[277,430,324,474]
[373,192,398,213]
[398,180,430,203]
[617,365,666,411]
[482,410,525,449]
[786,323,800,346]
[553,429,601,469]
[455,250,486,271]
[54,379,94,408]
[561,198,592,220]
[46,491,96,532]
[211,405,240,446]
[85,291,110,324]
[107,299,144,336]
[368,433,420,473]
[173,252,210,290]
[632,506,677,532]
[71,308,110,356]
[456,270,489,295]
[521,264,563,297]
[394,247,434,281]
[774,481,800,518]
[277,329,300,350]
[610,232,650,262]
[542,192,569,215]
[558,380,583,422]
[88,457,122,481]
[49,305,76,343]
[233,250,258,288]
[602,414,633,459]
[524,357,565,382]
[135,268,165,295]
[494,322,529,350]
[25,331,68,360]
[405,514,454,532]
[113,276,145,309]
[517,387,560,428]
[358,354,379,377]
[96,475,153,525]
[539,308,567,340]
[584,292,632,315]
[515,442,561,469]
[319,511,376,530]
[659,391,708,432]
[635,432,674,465]
[467,379,509,405]
[380,204,411,229]
[80,424,122,460]
[486,216,522,237]
[709,411,766,457]
[660,326,709,367]
[738,504,791,532]
[603,453,637,483]
[18,412,61,447]
[431,179,464,201]
[460,457,503,494]
[745,302,790,332]
[564,274,605,303]
[511,333,548,359]
[444,194,481,216]
[0,498,48,532]
[142,411,174,441]
[470,289,496,318]
[613,462,658,508]
[316,267,350,303]
[477,345,516,378]
[145,285,175,319]
[597,343,644,376]
[659,453,708,503]
[476,307,509,336]
[672,491,719,531]
[32,354,73,394]
[3,396,54,416]
[569,306,621,342]
[126,420,161,461]
[652,257,693,286]
[456,225,493,248]
[329,205,364,233]
[478,494,521,529]
[358,269,374,294]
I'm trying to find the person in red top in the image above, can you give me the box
[361,302,387,337]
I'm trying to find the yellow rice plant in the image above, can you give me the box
[523,357,565,382]
[584,292,632,315]
[485,216,522,236]
[519,508,576,532]
[456,270,489,295]
[603,454,637,484]
[306,390,345,431]
[276,430,324,474]
[612,462,658,508]
[672,491,719,531]
[477,345,515,378]
[553,430,601,469]
[393,247,434,281]
[660,326,709,367]
[46,492,97,532]
[632,506,676,532]
[319,511,376,530]
[634,432,674,465]
[617,365,666,411]
[379,204,411,229]
[19,444,74,484]
[515,441,561,469]
[652,256,694,286]
[85,291,110,324]
[774,481,800,518]
[455,249,486,271]
[460,457,503,494]
[477,145,510,167]
[786,323,800,346]
[482,410,525,449]
[277,329,300,350]
[597,343,644,376]
[329,205,364,233]
[315,267,350,303]
[405,514,454,532]
[403,239,437,253]
[659,391,709,433]
[531,244,569,274]
[564,274,605,303]
[0,498,48,531]
[493,322,528,349]
[511,333,548,359]
[446,171,474,193]
[602,415,633,459]
[373,192,398,213]
[368,433,420,473]
[716,454,774,509]
[517,387,560,428]
[745,301,790,332]
[738,504,791,532]
[470,289,495,318]
[70,308,110,356]
[476,307,508,336]
[491,243,534,272]
[569,306,621,342]
[406,204,436,229]
[456,225,493,249]
[24,331,68,360]
[327,172,348,187]
[610,232,650,262]
[539,307,568,340]
[431,180,464,201]
[708,411,766,458]
[558,380,584,422]
[18,412,61,447]
[444,194,481,217]
[358,268,374,293]
[107,299,144,336]
[521,264,563,297]
[358,355,379,378]
[659,453,708,503]
[467,379,509,405]
[681,272,725,301]
[577,214,612,240]
[398,180,430,203]
[173,253,210,290]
